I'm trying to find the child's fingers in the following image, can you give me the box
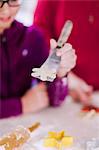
[56,43,72,56]
[50,39,57,50]
[60,50,77,67]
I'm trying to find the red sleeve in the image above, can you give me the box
[34,0,59,46]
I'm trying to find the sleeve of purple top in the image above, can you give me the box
[47,77,68,107]
[0,97,22,118]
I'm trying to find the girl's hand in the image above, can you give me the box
[21,83,49,114]
[50,39,77,78]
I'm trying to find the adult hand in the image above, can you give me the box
[68,72,93,105]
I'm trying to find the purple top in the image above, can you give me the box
[0,21,68,118]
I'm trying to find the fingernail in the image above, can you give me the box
[56,51,61,56]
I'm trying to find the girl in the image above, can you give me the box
[0,0,76,118]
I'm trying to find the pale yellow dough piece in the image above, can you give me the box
[44,138,57,147]
[61,136,73,147]
[43,131,73,149]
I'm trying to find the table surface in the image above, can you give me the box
[0,92,99,148]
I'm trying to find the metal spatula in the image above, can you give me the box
[31,20,73,82]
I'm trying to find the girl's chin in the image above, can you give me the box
[0,18,14,29]
[0,16,14,25]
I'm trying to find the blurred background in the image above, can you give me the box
[16,0,37,26]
